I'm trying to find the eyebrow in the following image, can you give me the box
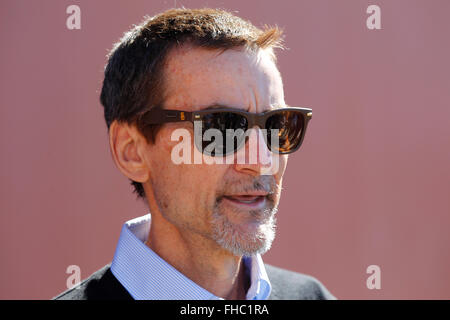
[203,104,237,110]
[200,103,285,113]
[202,104,250,112]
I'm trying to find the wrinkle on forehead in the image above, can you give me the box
[162,45,285,112]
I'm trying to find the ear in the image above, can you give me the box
[109,120,150,184]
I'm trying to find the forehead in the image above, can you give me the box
[162,45,284,112]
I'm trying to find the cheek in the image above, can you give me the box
[147,126,228,206]
[275,155,288,182]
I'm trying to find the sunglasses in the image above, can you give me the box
[138,106,312,156]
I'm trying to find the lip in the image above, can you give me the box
[224,191,269,197]
[222,195,267,210]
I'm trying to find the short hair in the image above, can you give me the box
[100,8,283,200]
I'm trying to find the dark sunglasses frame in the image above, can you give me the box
[138,106,312,155]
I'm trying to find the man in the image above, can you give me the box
[55,8,335,300]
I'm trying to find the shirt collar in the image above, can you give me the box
[110,214,272,300]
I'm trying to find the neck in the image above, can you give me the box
[145,211,250,299]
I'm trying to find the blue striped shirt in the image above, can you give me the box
[110,214,272,300]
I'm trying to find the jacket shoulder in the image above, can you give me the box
[265,264,336,300]
[53,264,132,300]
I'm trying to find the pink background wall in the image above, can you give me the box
[1,0,449,299]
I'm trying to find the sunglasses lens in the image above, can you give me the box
[266,110,304,153]
[201,112,248,156]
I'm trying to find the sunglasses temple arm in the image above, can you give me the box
[162,110,193,123]
[142,109,193,124]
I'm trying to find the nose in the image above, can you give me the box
[234,127,279,176]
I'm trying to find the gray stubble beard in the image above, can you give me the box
[210,199,278,257]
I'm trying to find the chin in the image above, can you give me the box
[211,209,277,257]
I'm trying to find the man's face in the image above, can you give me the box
[142,45,288,256]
